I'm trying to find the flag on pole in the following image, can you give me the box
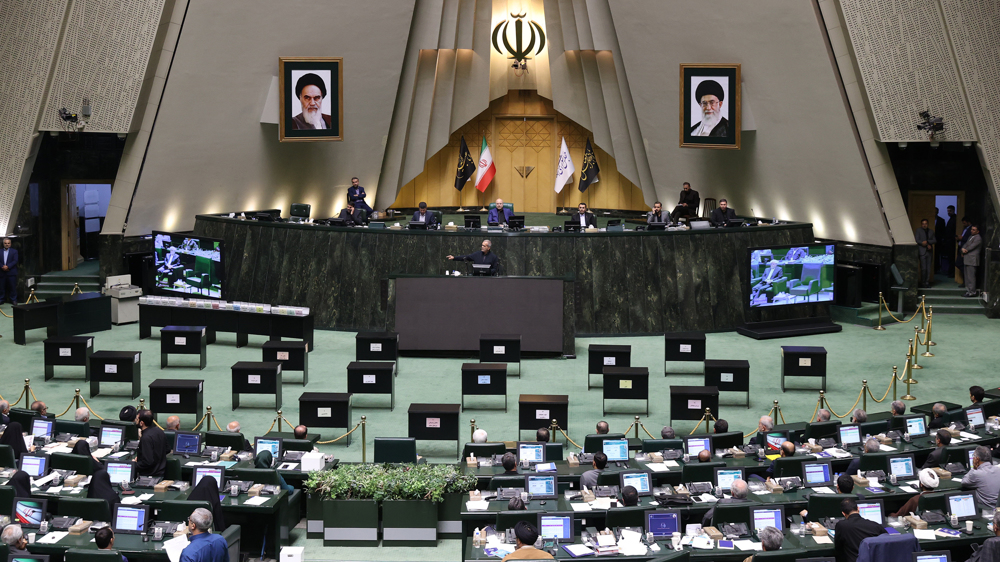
[578,139,600,192]
[554,137,575,193]
[475,137,495,193]
[454,136,475,191]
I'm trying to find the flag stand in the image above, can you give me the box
[478,190,488,212]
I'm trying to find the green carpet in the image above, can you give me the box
[0,306,991,560]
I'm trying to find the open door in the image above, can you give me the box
[907,190,964,282]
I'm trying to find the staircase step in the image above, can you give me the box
[923,296,977,305]
[928,302,984,314]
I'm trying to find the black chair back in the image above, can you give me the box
[373,438,418,463]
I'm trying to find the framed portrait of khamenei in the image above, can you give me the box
[279,57,344,142]
[680,64,740,149]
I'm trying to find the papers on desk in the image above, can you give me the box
[879,444,898,452]
[69,487,83,494]
[697,493,718,503]
[664,460,680,468]
[138,493,154,501]
[812,535,833,545]
[562,544,595,557]
[466,500,490,511]
[899,486,918,494]
[734,540,762,551]
[164,534,190,562]
[47,486,63,494]
[691,536,714,549]
[32,472,59,487]
[570,503,592,512]
[596,534,617,547]
[37,531,68,544]
[121,496,142,505]
[913,529,937,540]
[961,431,980,440]
[47,445,73,454]
[812,486,836,495]
[244,496,270,506]
[590,497,615,510]
[827,448,852,458]
[109,452,129,459]
[645,462,669,472]
[93,448,113,458]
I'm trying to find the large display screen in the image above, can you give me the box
[749,245,835,308]
[153,231,225,299]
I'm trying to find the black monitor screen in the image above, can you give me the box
[152,231,225,299]
[749,245,835,308]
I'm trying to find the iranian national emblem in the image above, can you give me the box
[492,13,546,64]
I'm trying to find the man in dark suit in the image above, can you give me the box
[647,201,667,225]
[921,429,951,469]
[956,216,972,283]
[962,225,982,297]
[570,203,596,228]
[934,209,946,273]
[487,198,513,226]
[347,177,373,216]
[337,202,367,226]
[749,416,774,448]
[943,206,957,275]
[709,199,737,226]
[928,403,948,429]
[447,240,499,275]
[702,479,751,526]
[0,237,18,304]
[410,202,436,227]
[915,218,936,288]
[670,183,700,222]
[834,498,886,562]
[845,439,880,476]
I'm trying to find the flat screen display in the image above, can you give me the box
[804,462,832,486]
[749,245,835,308]
[765,433,784,453]
[19,455,47,478]
[889,456,915,479]
[968,449,976,468]
[518,443,545,463]
[539,516,572,540]
[621,472,651,494]
[193,467,224,488]
[100,425,124,447]
[526,475,556,498]
[686,437,711,456]
[857,502,883,525]
[153,231,225,299]
[916,555,950,562]
[13,499,46,527]
[716,469,742,491]
[174,432,201,454]
[106,462,134,485]
[839,425,861,446]
[602,439,629,462]
[113,506,148,532]
[905,416,927,437]
[948,494,976,519]
[752,508,783,532]
[966,407,985,427]
[647,512,680,537]
[31,419,53,438]
[255,438,281,459]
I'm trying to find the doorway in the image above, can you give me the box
[62,182,112,267]
[907,190,964,281]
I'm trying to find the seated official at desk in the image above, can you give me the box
[571,203,597,228]
[411,202,436,226]
[962,445,1000,509]
[581,451,607,488]
[501,452,518,475]
[1,524,29,555]
[621,485,639,506]
[670,182,699,222]
[338,202,367,226]
[834,498,886,562]
[929,403,948,429]
[800,474,863,521]
[702,479,750,526]
[708,199,737,226]
[447,240,499,275]
[764,441,795,477]
[137,409,168,477]
[749,416,774,447]
[488,198,513,226]
[502,521,553,562]
[893,468,939,517]
[921,429,951,468]
[696,450,712,463]
[845,439,880,476]
[971,385,985,406]
[647,201,667,225]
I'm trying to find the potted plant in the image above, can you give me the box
[380,464,477,545]
[306,464,383,546]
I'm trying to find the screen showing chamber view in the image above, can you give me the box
[153,232,224,298]
[14,500,45,526]
[889,456,915,479]
[647,512,680,537]
[804,463,831,485]
[765,433,784,452]
[31,419,53,437]
[750,245,835,308]
[107,462,133,485]
[518,443,544,463]
[194,467,223,487]
[539,516,572,540]
[949,494,976,518]
[526,475,555,497]
[603,439,629,462]
[752,508,783,532]
[839,425,861,445]
[115,506,146,532]
[716,469,742,491]
[175,433,201,454]
[100,426,123,446]
[906,417,927,436]
[622,473,650,494]
[967,408,985,427]
[858,502,883,525]
[686,438,710,456]
[20,456,46,478]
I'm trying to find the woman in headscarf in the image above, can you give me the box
[87,469,121,516]
[0,422,33,460]
[71,439,103,473]
[8,470,32,499]
[255,451,293,492]
[187,474,226,531]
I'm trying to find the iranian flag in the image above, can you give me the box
[475,137,495,192]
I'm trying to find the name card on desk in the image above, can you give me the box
[536,409,549,420]
[363,375,376,384]
[370,343,382,352]
[174,337,186,346]
[166,394,180,404]
[426,418,441,428]
[619,380,632,389]
[248,375,261,384]
[679,344,692,353]
[317,408,332,418]
[59,348,71,357]
[493,346,505,355]
[478,375,491,385]
[799,358,812,367]
[688,400,701,410]
[88,338,93,347]
[603,357,616,366]
[105,364,117,374]
[721,373,734,383]
[276,352,289,361]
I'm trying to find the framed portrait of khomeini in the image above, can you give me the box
[680,64,740,149]
[279,57,344,142]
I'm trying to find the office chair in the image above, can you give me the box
[489,475,526,491]
[606,506,649,528]
[751,550,812,562]
[771,456,811,478]
[681,462,726,484]
[803,421,842,440]
[495,510,541,532]
[58,498,112,522]
[461,442,506,460]
[642,439,683,453]
[806,494,856,520]
[710,503,752,527]
[204,431,247,451]
[583,433,627,453]
[373,437,419,463]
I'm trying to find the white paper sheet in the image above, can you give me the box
[813,535,833,544]
[243,496,270,506]
[645,462,669,472]
[37,531,68,544]
[812,486,836,494]
[899,486,918,493]
[570,503,592,512]
[878,444,898,452]
[563,544,594,557]
[164,535,190,562]
[465,500,489,511]
[734,540,762,551]
[664,460,680,467]
[913,529,937,540]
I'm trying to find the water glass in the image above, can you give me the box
[154,526,163,540]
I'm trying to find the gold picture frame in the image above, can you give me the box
[279,56,344,142]
[680,63,740,149]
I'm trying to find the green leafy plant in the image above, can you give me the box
[306,464,477,503]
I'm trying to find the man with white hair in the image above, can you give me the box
[757,525,783,553]
[850,409,867,423]
[181,507,228,561]
[893,469,939,516]
[750,416,773,447]
[0,400,10,424]
[815,409,831,422]
[446,240,499,275]
[703,479,751,526]
[890,400,906,417]
[472,429,488,443]
[1,524,28,555]
[166,416,181,431]
[487,198,513,226]
[75,407,90,423]
[226,421,252,451]
[845,439,881,476]
[962,446,1000,509]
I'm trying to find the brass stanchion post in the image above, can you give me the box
[911,330,923,369]
[634,416,640,439]
[918,296,927,334]
[470,419,477,443]
[862,380,868,412]
[361,415,367,463]
[874,292,886,330]
[205,406,216,431]
[70,283,83,295]
[901,354,916,400]
[549,419,559,445]
[927,309,936,346]
[818,390,827,412]
[138,398,145,410]
[73,389,81,410]
[21,379,30,408]
[892,366,898,401]
[922,326,934,357]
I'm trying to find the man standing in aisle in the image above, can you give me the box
[961,225,982,297]
[0,238,18,305]
[915,218,936,288]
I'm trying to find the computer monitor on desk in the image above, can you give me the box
[517,442,546,464]
[903,415,927,437]
[408,221,429,230]
[619,470,653,496]
[647,224,666,231]
[525,474,557,499]
[602,439,629,462]
[563,221,582,232]
[646,510,681,538]
[966,406,985,428]
[464,215,481,229]
[508,216,525,230]
[31,418,53,439]
[537,512,574,542]
[888,454,916,480]
[684,435,712,457]
[471,263,493,276]
[752,506,785,533]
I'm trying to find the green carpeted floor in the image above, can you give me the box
[0,304,993,560]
